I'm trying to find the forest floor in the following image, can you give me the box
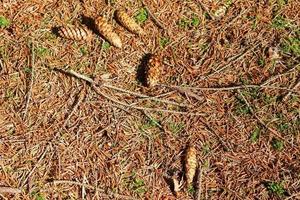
[0,0,299,199]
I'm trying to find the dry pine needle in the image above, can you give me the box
[185,145,197,185]
[115,9,145,35]
[58,26,93,41]
[95,16,122,48]
[145,54,161,87]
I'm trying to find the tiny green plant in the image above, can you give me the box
[281,37,300,56]
[24,67,32,74]
[35,46,50,57]
[140,118,160,130]
[159,37,169,48]
[271,138,284,151]
[31,191,46,200]
[191,15,200,27]
[202,143,210,155]
[250,127,260,143]
[258,57,265,67]
[235,95,251,115]
[271,15,291,29]
[102,41,111,50]
[80,46,88,56]
[187,185,196,195]
[135,8,148,24]
[178,18,190,29]
[178,15,200,29]
[0,16,10,28]
[128,175,147,196]
[267,182,286,197]
[169,122,184,135]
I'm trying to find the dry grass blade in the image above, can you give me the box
[237,90,285,141]
[93,86,203,116]
[141,0,167,30]
[0,187,22,194]
[48,180,136,200]
[195,163,203,200]
[23,42,35,120]
[20,146,49,187]
[282,79,300,102]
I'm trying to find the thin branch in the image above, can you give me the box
[237,90,284,140]
[93,85,203,116]
[162,84,300,94]
[0,187,22,194]
[282,79,300,102]
[195,163,203,200]
[195,0,215,20]
[62,87,86,128]
[261,63,300,86]
[68,69,94,84]
[206,43,260,78]
[48,180,136,200]
[56,68,187,107]
[20,146,49,187]
[103,84,187,107]
[141,0,167,30]
[23,43,35,120]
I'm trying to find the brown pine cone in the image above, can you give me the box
[145,54,161,87]
[95,16,122,48]
[58,26,93,41]
[115,9,145,35]
[185,145,197,186]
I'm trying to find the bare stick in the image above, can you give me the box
[195,163,203,200]
[141,0,166,30]
[162,84,300,94]
[93,86,203,116]
[195,0,215,20]
[57,68,187,107]
[48,180,136,200]
[68,69,94,84]
[282,79,300,102]
[0,187,22,194]
[20,146,49,187]
[23,43,35,120]
[237,90,284,140]
[206,43,260,78]
[261,63,299,86]
[103,84,187,107]
[62,87,85,128]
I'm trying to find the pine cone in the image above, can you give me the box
[95,16,122,48]
[58,26,93,41]
[145,54,161,87]
[115,9,145,35]
[185,145,197,186]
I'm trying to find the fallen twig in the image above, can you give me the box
[0,187,22,194]
[195,0,215,20]
[23,43,35,120]
[237,90,284,140]
[56,68,188,107]
[141,0,167,30]
[48,180,136,200]
[261,63,300,86]
[162,84,300,94]
[20,146,49,187]
[282,79,300,102]
[93,85,203,116]
[195,163,203,200]
[62,87,86,128]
